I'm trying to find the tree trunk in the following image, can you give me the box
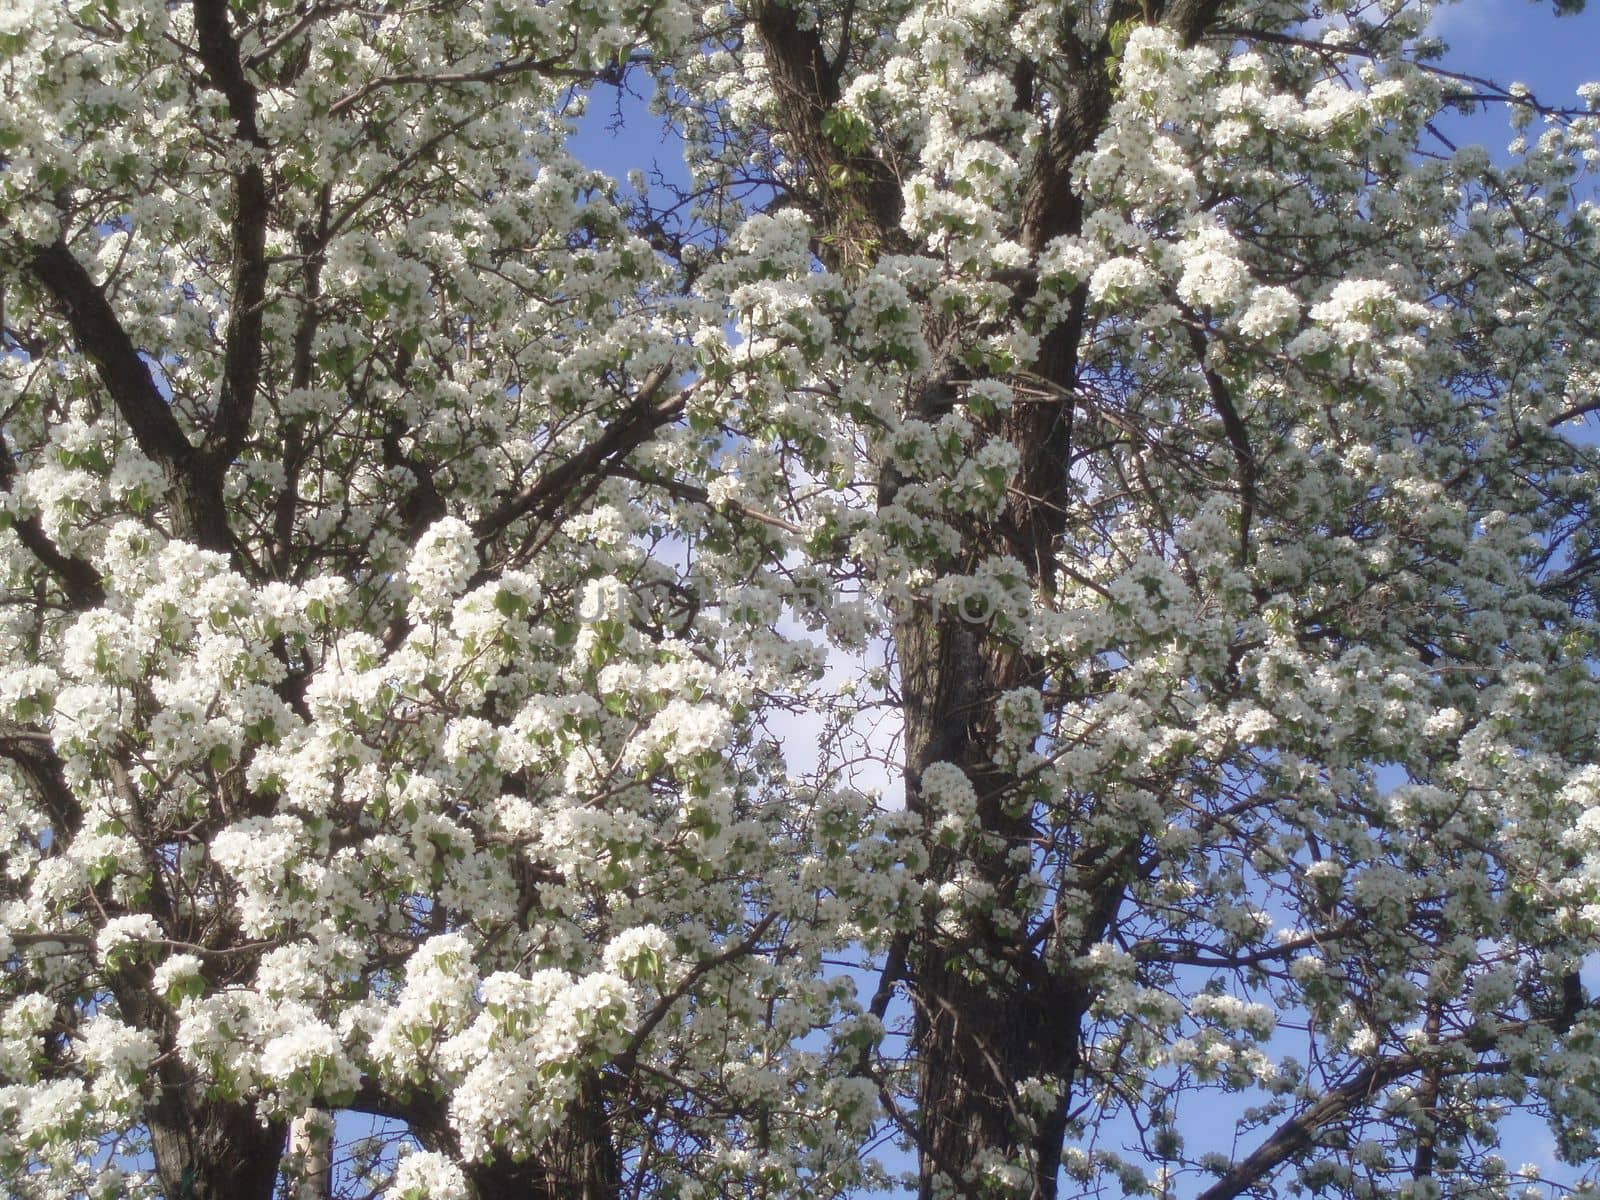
[466,1080,619,1200]
[898,609,1089,1200]
[147,1094,286,1200]
[750,4,1224,1194]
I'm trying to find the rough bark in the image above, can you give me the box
[896,606,1093,1199]
[146,1094,287,1200]
[750,0,905,273]
[891,41,1118,1200]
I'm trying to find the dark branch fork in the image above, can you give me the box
[21,0,270,566]
[25,241,240,561]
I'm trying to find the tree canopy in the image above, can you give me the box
[3,0,1600,1198]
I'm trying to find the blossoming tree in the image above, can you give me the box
[3,0,1600,1197]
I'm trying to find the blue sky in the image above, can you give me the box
[1428,0,1600,166]
[1432,0,1599,100]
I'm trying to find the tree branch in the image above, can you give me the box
[26,242,241,557]
[1196,1018,1552,1200]
[612,913,777,1080]
[192,0,265,147]
[609,465,802,534]
[1216,26,1599,122]
[472,366,688,544]
[26,242,195,474]
[0,721,83,839]
[1163,0,1231,46]
[1183,317,1256,561]
[749,0,903,265]
[0,429,105,609]
[192,0,269,464]
[273,187,330,577]
[1195,1051,1424,1200]
[327,53,638,119]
